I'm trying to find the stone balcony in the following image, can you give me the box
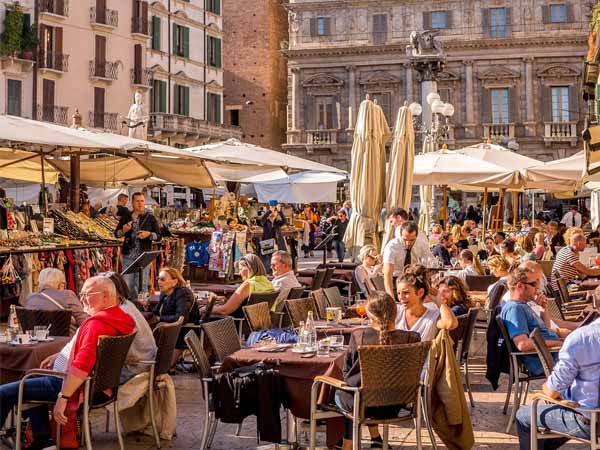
[284,128,349,154]
[131,68,152,88]
[38,51,69,73]
[482,123,515,141]
[149,113,242,143]
[38,0,68,18]
[544,121,578,147]
[89,60,119,81]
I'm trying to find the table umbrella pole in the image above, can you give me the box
[441,185,447,226]
[512,191,518,227]
[482,188,488,238]
[40,149,48,216]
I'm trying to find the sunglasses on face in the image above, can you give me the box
[521,280,539,288]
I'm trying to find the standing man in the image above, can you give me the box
[116,193,131,221]
[560,205,582,228]
[115,192,161,300]
[382,221,432,297]
[300,204,319,258]
[329,210,349,262]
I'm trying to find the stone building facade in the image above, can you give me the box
[283,0,593,171]
[222,0,288,150]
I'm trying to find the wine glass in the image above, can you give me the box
[356,300,367,326]
[450,257,458,268]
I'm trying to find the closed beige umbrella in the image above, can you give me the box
[418,135,435,234]
[343,97,391,253]
[382,103,415,249]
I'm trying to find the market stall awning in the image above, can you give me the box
[412,151,520,187]
[189,138,347,174]
[252,171,347,204]
[0,149,60,183]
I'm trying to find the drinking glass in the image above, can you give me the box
[329,334,344,350]
[450,257,458,268]
[34,326,49,341]
[316,339,330,357]
[356,300,367,326]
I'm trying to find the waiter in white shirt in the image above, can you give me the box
[382,221,432,297]
[560,205,582,228]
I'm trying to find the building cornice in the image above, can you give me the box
[287,36,588,59]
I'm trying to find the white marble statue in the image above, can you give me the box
[126,90,147,138]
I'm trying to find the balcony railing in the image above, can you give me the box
[130,68,152,87]
[89,60,119,80]
[90,7,118,28]
[88,111,119,131]
[306,129,337,145]
[131,17,149,36]
[483,123,515,140]
[38,0,68,17]
[38,51,69,72]
[544,121,578,140]
[37,104,69,125]
[149,112,242,141]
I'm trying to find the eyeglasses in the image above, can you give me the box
[366,254,378,260]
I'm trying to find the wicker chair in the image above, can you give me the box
[464,275,498,292]
[136,317,183,448]
[232,291,281,339]
[449,308,480,408]
[371,275,385,292]
[554,276,587,306]
[184,330,219,450]
[201,317,241,363]
[309,342,432,450]
[285,297,318,328]
[321,267,335,289]
[15,332,136,450]
[309,269,327,291]
[323,286,344,309]
[242,302,272,332]
[287,286,306,299]
[529,328,556,378]
[15,307,72,337]
[495,316,546,433]
[311,289,329,320]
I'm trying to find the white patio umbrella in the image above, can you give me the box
[383,103,415,248]
[523,151,584,190]
[343,97,391,252]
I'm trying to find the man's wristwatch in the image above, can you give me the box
[57,392,70,400]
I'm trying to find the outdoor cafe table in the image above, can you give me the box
[314,319,364,343]
[0,336,69,384]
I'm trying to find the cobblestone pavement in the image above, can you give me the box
[85,331,586,450]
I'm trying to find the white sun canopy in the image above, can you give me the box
[252,171,347,204]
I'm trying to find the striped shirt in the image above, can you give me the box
[551,246,580,291]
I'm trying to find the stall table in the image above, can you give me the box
[0,337,70,384]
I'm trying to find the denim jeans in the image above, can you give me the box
[0,375,62,437]
[516,404,591,450]
[333,240,346,263]
[122,254,151,300]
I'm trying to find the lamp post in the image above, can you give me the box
[408,92,455,151]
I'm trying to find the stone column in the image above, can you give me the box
[405,63,413,103]
[291,68,300,131]
[524,56,536,136]
[421,80,437,130]
[464,60,475,138]
[346,65,357,129]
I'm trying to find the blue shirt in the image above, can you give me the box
[185,240,209,266]
[547,318,600,413]
[500,300,560,376]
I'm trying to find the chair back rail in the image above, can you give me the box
[547,298,566,323]
[321,267,335,289]
[201,317,241,362]
[311,289,329,320]
[464,275,498,292]
[310,269,327,291]
[153,317,184,377]
[242,302,272,331]
[358,342,431,409]
[529,328,556,378]
[461,307,480,361]
[371,275,385,292]
[287,286,306,300]
[15,307,72,337]
[323,286,344,308]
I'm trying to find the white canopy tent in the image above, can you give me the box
[252,171,347,204]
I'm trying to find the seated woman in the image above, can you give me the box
[99,271,157,382]
[500,239,520,269]
[486,255,510,311]
[457,249,484,279]
[354,244,381,295]
[211,254,274,317]
[436,276,470,316]
[477,236,499,262]
[336,291,420,450]
[24,267,88,335]
[451,224,470,252]
[395,265,458,341]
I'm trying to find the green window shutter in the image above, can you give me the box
[173,84,180,114]
[216,94,221,123]
[159,81,166,113]
[183,26,190,58]
[215,38,221,68]
[215,0,221,15]
[184,86,190,116]
[152,16,160,50]
[172,23,178,54]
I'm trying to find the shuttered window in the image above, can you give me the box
[369,92,392,124]
[206,0,220,15]
[550,4,567,23]
[372,14,387,45]
[7,79,22,117]
[551,86,570,122]
[151,79,167,113]
[207,36,221,67]
[490,8,507,38]
[207,93,221,123]
[173,24,189,58]
[152,16,160,50]
[310,17,331,37]
[431,11,447,29]
[173,84,190,116]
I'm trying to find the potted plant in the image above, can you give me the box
[20,23,38,60]
[0,2,24,58]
